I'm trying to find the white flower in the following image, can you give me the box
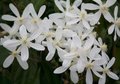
[0,23,19,36]
[3,47,28,70]
[82,0,116,24]
[3,25,45,61]
[98,57,119,84]
[2,3,31,26]
[108,6,120,41]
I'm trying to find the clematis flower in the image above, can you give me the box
[2,3,31,26]
[3,47,28,70]
[82,0,116,24]
[3,25,45,61]
[98,57,119,84]
[108,6,120,41]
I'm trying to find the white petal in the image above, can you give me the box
[98,74,106,84]
[62,60,71,68]
[93,0,102,5]
[67,18,80,25]
[66,0,70,11]
[0,23,11,32]
[49,13,64,19]
[82,3,99,10]
[116,27,120,37]
[38,5,46,17]
[16,55,28,70]
[83,36,94,50]
[3,55,14,68]
[77,59,85,73]
[108,24,115,34]
[29,4,38,18]
[114,6,118,20]
[82,20,90,29]
[86,69,93,84]
[9,3,20,17]
[70,71,79,84]
[73,0,82,7]
[21,46,29,61]
[54,66,67,74]
[107,71,119,80]
[3,40,20,48]
[91,11,101,25]
[2,15,16,21]
[55,0,64,12]
[55,27,63,41]
[98,37,103,45]
[106,57,115,69]
[103,12,114,22]
[114,29,117,41]
[106,0,117,7]
[19,25,27,39]
[57,47,67,60]
[22,3,31,18]
[29,43,45,51]
[92,69,102,78]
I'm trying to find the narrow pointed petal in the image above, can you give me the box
[0,23,11,32]
[114,6,118,20]
[106,0,117,7]
[19,25,27,39]
[82,3,99,10]
[29,42,45,51]
[63,60,71,68]
[114,30,117,41]
[67,19,80,25]
[38,5,46,17]
[55,0,64,12]
[3,40,20,48]
[3,55,14,68]
[103,12,114,22]
[93,0,102,5]
[86,69,93,84]
[2,15,16,21]
[54,66,67,74]
[21,46,29,61]
[22,3,32,18]
[16,55,28,70]
[98,74,106,84]
[106,57,115,69]
[9,3,20,17]
[82,20,90,29]
[70,71,79,84]
[91,11,101,25]
[73,0,82,7]
[29,4,38,18]
[66,0,70,11]
[107,71,119,80]
[108,24,115,34]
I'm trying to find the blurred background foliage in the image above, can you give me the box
[0,0,120,84]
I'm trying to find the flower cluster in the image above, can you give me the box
[0,0,119,84]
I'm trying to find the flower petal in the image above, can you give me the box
[82,20,90,29]
[67,18,80,25]
[103,12,114,22]
[55,0,64,12]
[106,0,117,7]
[86,69,93,84]
[114,6,118,20]
[107,71,119,80]
[82,3,99,10]
[0,23,11,33]
[108,24,115,34]
[16,55,28,70]
[21,45,29,61]
[38,5,46,17]
[29,42,45,51]
[2,15,16,21]
[54,66,67,74]
[98,74,106,84]
[9,3,20,17]
[106,57,115,69]
[70,71,79,84]
[19,25,27,39]
[3,55,14,68]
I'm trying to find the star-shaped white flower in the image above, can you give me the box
[108,6,120,41]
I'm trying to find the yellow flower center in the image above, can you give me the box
[11,51,18,57]
[115,18,120,27]
[100,5,109,13]
[100,43,107,52]
[79,10,87,19]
